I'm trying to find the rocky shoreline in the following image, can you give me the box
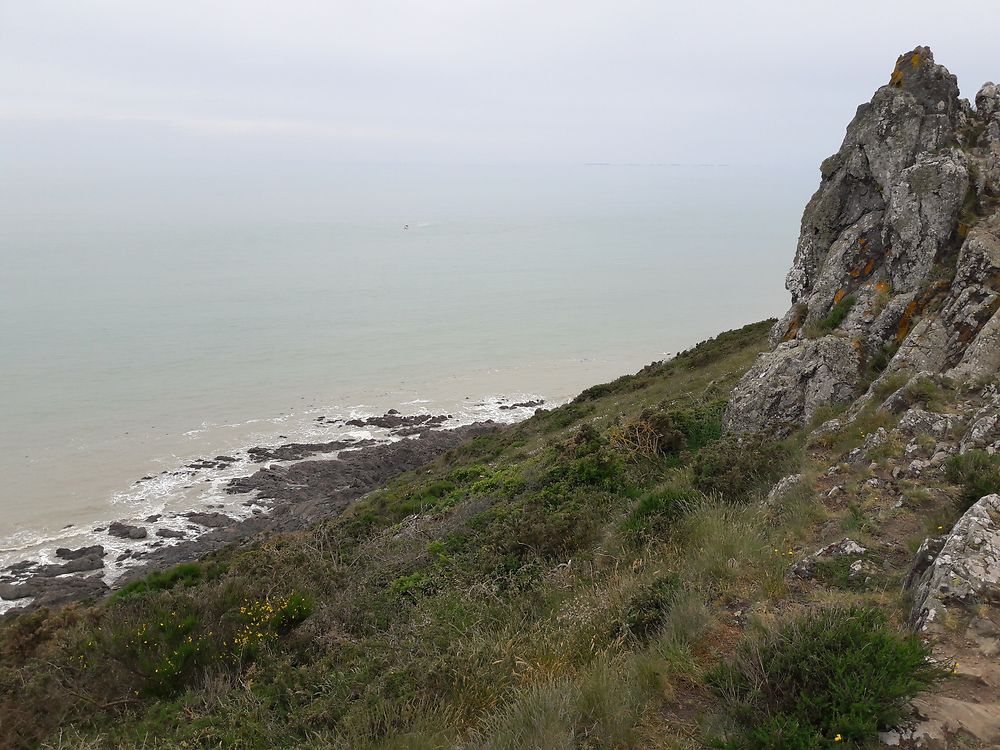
[0,412,510,615]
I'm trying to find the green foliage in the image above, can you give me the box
[946,450,1000,511]
[3,320,895,750]
[805,295,856,337]
[709,607,949,749]
[669,399,727,450]
[112,562,214,601]
[108,599,209,697]
[619,575,681,641]
[622,484,701,537]
[810,552,877,592]
[672,320,777,370]
[693,434,797,502]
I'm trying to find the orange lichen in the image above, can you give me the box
[849,266,862,278]
[895,299,920,344]
[857,237,867,248]
[875,281,891,294]
[958,222,970,238]
[863,258,876,276]
[890,66,904,87]
[851,339,863,352]
[783,317,800,341]
[911,53,922,69]
[833,289,846,304]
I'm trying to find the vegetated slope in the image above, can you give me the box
[4,317,991,750]
[5,45,1000,750]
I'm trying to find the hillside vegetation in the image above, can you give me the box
[5,318,984,750]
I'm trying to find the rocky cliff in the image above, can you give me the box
[726,47,1000,437]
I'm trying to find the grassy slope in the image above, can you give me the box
[1,320,974,750]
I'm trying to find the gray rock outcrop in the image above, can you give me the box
[910,493,1000,629]
[726,47,1000,436]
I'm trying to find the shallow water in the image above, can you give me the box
[0,162,813,586]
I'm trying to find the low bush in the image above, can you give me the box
[709,607,949,749]
[619,575,681,641]
[692,434,797,502]
[946,450,1000,511]
[113,562,214,601]
[621,484,701,537]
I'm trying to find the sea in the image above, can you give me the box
[0,162,814,610]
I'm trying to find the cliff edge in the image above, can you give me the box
[726,47,1000,436]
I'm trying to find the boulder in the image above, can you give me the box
[725,336,861,436]
[55,545,105,560]
[910,493,1000,629]
[107,522,147,540]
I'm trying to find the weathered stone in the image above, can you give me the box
[911,494,1000,629]
[183,512,234,528]
[733,49,1000,437]
[764,474,804,506]
[724,336,861,436]
[791,537,868,580]
[55,545,105,560]
[107,522,147,540]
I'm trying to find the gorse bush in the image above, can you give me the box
[709,607,949,749]
[693,434,797,502]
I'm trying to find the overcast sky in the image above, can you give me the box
[1,1,999,171]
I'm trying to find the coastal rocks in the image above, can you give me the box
[108,522,147,540]
[724,337,861,436]
[247,438,374,463]
[893,493,1000,749]
[183,512,234,528]
[155,528,186,539]
[976,82,1000,196]
[910,494,1000,629]
[186,456,238,471]
[0,575,108,608]
[55,544,104,560]
[890,213,1000,380]
[779,47,961,333]
[499,399,545,411]
[884,153,969,294]
[36,555,104,576]
[225,423,497,523]
[345,411,451,432]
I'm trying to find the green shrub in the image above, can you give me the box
[669,400,726,450]
[108,600,209,697]
[543,424,622,495]
[619,575,681,641]
[112,562,212,601]
[709,607,949,749]
[946,450,1000,511]
[693,434,797,502]
[622,485,701,536]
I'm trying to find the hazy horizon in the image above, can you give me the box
[3,1,1000,180]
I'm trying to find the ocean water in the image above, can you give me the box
[0,162,813,600]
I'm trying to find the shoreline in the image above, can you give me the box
[0,401,541,616]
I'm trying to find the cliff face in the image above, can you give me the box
[726,47,1000,436]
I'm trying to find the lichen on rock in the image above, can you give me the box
[728,47,1000,436]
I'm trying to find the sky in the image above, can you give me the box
[1,1,999,172]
